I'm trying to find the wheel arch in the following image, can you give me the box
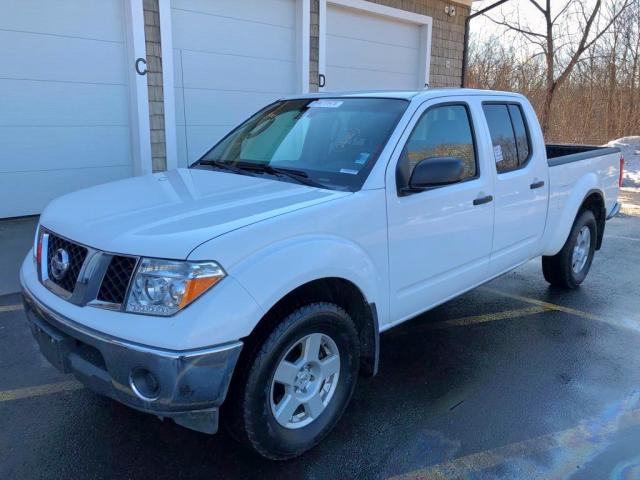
[239,277,379,378]
[543,178,606,256]
[579,190,606,250]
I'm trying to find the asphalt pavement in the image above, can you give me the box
[1,212,639,479]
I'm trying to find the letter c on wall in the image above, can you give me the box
[135,58,148,76]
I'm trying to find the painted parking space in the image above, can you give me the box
[1,215,640,479]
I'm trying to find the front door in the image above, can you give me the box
[386,100,495,324]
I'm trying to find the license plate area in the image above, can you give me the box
[29,313,73,373]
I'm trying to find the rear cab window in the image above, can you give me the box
[482,102,531,173]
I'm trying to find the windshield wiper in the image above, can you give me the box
[196,159,258,177]
[197,160,327,189]
[241,164,327,189]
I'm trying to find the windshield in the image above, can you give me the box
[193,98,409,191]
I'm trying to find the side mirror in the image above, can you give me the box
[408,157,464,190]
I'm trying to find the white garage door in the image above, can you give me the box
[323,3,430,91]
[0,0,135,218]
[172,0,301,167]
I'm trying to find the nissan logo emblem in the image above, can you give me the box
[50,248,70,280]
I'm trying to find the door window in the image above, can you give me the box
[483,103,531,173]
[398,104,477,189]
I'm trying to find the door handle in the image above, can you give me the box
[473,195,493,206]
[530,180,545,189]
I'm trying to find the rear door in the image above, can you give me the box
[386,99,495,324]
[481,100,548,275]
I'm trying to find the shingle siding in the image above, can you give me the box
[143,0,166,172]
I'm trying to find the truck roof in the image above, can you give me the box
[282,88,525,101]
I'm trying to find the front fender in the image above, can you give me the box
[542,172,601,256]
[226,234,382,315]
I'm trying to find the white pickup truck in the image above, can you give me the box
[21,89,622,459]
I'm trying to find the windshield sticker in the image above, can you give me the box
[308,100,344,108]
[493,145,504,163]
[340,168,359,175]
[355,152,371,165]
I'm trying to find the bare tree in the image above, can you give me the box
[485,0,632,135]
[467,0,640,145]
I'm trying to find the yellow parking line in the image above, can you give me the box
[480,287,604,322]
[608,234,640,242]
[414,306,548,331]
[389,408,640,480]
[0,304,23,313]
[0,381,82,402]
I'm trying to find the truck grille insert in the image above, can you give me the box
[46,233,88,294]
[97,255,138,305]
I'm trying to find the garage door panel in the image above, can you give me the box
[172,0,296,29]
[0,30,127,85]
[174,87,185,125]
[180,50,294,93]
[0,0,125,42]
[327,35,418,75]
[0,80,129,127]
[0,126,131,173]
[186,125,236,162]
[172,0,299,167]
[326,65,417,90]
[323,4,428,92]
[327,6,420,49]
[176,125,189,167]
[183,89,278,126]
[0,0,134,218]
[172,8,295,60]
[1,166,132,218]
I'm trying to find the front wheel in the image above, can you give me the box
[542,209,597,288]
[225,302,360,460]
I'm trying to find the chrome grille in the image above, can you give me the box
[97,255,138,305]
[46,233,88,294]
[39,228,139,309]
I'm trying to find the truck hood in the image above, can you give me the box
[40,168,350,259]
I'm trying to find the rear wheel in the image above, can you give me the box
[542,210,597,288]
[225,302,359,460]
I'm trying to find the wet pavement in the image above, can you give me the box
[1,213,639,479]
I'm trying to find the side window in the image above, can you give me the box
[400,104,477,187]
[483,103,531,173]
[508,104,530,164]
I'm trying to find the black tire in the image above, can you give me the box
[225,302,360,460]
[542,209,597,289]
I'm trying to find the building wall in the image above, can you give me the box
[309,0,469,91]
[143,0,166,172]
[147,0,469,170]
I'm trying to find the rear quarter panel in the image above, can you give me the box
[541,151,620,256]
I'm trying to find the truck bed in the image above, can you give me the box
[546,144,621,167]
[541,143,621,256]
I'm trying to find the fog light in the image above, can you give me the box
[129,367,160,401]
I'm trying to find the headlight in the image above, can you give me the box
[125,258,225,316]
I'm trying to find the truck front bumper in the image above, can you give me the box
[21,286,242,434]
